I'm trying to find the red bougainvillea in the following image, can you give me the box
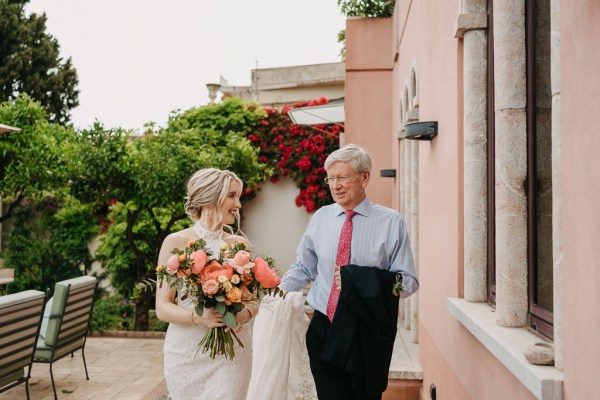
[247,97,342,213]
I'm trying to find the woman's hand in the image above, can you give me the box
[234,308,251,327]
[194,308,224,328]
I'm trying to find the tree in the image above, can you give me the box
[0,0,79,123]
[0,96,96,295]
[0,94,73,223]
[71,99,268,330]
[2,194,99,294]
[338,0,396,18]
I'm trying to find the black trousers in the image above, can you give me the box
[306,311,382,400]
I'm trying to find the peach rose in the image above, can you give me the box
[190,250,208,274]
[230,250,254,274]
[201,260,234,281]
[166,255,180,275]
[226,287,243,303]
[233,250,251,266]
[156,265,164,273]
[253,257,281,288]
[202,279,219,296]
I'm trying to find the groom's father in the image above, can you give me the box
[279,143,419,400]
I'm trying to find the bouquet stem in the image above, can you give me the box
[198,326,244,360]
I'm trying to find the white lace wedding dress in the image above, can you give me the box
[163,224,253,400]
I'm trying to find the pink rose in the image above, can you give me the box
[202,279,219,296]
[253,257,281,288]
[230,250,254,274]
[190,250,208,274]
[233,250,251,266]
[166,255,180,275]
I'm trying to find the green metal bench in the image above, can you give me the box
[33,276,98,399]
[0,290,47,399]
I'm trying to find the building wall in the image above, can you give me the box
[561,1,600,399]
[242,177,310,271]
[218,62,345,108]
[386,2,533,398]
[345,17,394,207]
[344,0,600,398]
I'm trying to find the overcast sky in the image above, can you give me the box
[26,1,346,130]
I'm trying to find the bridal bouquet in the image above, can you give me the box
[155,239,283,360]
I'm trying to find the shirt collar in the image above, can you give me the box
[335,196,371,217]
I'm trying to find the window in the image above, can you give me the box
[526,0,553,339]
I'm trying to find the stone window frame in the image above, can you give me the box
[398,65,419,344]
[452,0,564,398]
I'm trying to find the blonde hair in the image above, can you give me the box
[184,168,243,233]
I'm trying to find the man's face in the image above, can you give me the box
[326,161,370,210]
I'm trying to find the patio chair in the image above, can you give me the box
[0,268,15,295]
[33,276,98,400]
[0,290,47,399]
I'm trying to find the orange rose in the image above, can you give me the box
[253,257,281,288]
[156,265,164,273]
[226,287,243,303]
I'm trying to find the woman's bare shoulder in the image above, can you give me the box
[162,227,196,249]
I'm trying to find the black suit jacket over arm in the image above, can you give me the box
[321,265,400,398]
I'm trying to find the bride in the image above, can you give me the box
[155,168,258,400]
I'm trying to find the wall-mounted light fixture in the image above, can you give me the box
[400,121,438,140]
[380,169,396,178]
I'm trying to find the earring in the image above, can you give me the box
[207,207,214,227]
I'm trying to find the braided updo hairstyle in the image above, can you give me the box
[184,168,243,232]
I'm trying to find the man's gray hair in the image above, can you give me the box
[324,143,372,173]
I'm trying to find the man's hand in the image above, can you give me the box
[334,265,342,291]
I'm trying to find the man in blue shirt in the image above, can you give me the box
[279,143,419,399]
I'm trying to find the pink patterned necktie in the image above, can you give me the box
[326,210,357,321]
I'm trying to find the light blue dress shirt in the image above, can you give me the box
[279,196,419,315]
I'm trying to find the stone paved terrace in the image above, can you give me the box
[1,335,166,400]
[2,326,420,400]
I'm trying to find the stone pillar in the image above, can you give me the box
[409,140,419,343]
[398,138,406,323]
[550,0,563,370]
[402,137,411,331]
[493,0,528,327]
[460,0,489,302]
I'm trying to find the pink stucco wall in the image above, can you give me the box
[345,17,394,208]
[344,1,562,399]
[387,2,533,398]
[561,1,600,399]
